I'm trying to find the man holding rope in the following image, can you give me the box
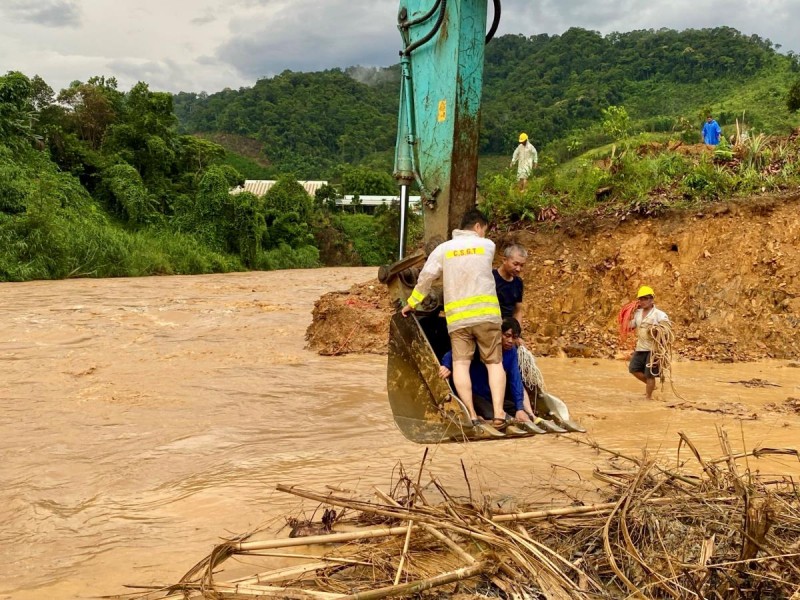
[628,286,670,400]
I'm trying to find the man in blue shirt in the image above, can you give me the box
[702,115,722,146]
[439,317,528,423]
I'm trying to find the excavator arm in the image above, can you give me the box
[392,0,495,256]
[380,0,583,443]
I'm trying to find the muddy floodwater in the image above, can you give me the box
[2,267,799,599]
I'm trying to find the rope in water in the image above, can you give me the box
[517,344,546,392]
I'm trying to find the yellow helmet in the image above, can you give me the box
[518,132,528,142]
[637,285,655,298]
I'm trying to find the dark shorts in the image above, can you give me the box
[629,351,661,378]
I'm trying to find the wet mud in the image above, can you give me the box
[307,193,800,361]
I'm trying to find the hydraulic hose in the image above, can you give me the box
[402,0,447,56]
[486,0,501,44]
[400,0,442,29]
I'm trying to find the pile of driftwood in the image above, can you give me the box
[132,429,800,599]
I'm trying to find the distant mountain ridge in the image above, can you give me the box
[173,27,800,177]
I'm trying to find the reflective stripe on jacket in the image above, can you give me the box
[406,229,501,332]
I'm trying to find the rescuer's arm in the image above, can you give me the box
[401,246,444,316]
[505,350,528,421]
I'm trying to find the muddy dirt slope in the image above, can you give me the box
[306,194,800,361]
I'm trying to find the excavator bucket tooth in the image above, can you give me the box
[556,418,586,433]
[518,420,547,435]
[471,422,507,438]
[535,392,586,433]
[504,424,529,436]
[534,419,568,434]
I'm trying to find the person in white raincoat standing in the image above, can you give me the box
[511,132,538,191]
[401,209,508,429]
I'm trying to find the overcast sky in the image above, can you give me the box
[1,0,798,94]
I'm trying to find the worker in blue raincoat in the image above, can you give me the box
[701,116,722,146]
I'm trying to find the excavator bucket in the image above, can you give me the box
[387,312,583,443]
[389,313,476,443]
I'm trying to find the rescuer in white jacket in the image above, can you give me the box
[511,132,538,191]
[401,209,507,427]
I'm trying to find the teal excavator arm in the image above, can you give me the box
[379,0,509,443]
[392,0,496,257]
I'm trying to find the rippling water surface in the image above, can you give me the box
[1,268,798,598]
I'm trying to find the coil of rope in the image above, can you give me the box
[649,321,674,382]
[649,321,684,399]
[517,344,545,392]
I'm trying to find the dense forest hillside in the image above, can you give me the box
[173,27,800,177]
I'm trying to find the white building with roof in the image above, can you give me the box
[230,181,420,213]
[230,180,328,197]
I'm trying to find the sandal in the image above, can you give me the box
[490,418,508,430]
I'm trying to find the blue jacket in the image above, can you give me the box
[442,347,524,411]
[702,120,721,145]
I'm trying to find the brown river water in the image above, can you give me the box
[2,267,799,599]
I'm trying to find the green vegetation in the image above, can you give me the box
[3,26,800,282]
[0,72,403,281]
[481,128,800,225]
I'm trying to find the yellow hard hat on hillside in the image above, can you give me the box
[637,285,655,298]
[518,132,528,142]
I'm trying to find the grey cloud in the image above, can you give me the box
[106,57,188,91]
[2,0,82,28]
[196,55,222,66]
[498,0,800,52]
[192,13,217,26]
[215,0,402,77]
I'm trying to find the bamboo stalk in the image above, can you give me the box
[392,450,426,586]
[230,561,339,585]
[213,582,342,599]
[602,494,646,599]
[373,488,476,565]
[276,484,495,544]
[393,520,414,585]
[280,482,737,527]
[235,526,411,552]
[332,561,492,600]
[678,430,719,483]
[707,448,800,464]
[238,552,371,565]
[492,495,737,522]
